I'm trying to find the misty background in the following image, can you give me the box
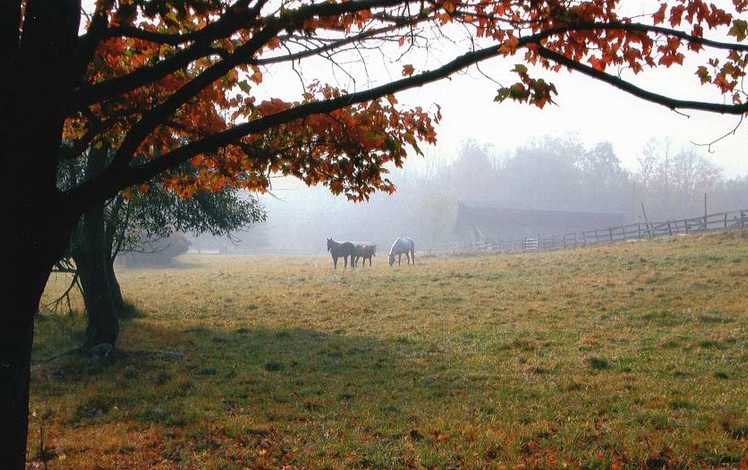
[185,134,748,256]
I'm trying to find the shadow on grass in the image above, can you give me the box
[30,315,748,469]
[31,319,447,466]
[32,318,421,424]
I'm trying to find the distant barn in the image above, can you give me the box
[454,202,628,251]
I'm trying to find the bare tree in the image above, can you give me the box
[635,138,723,218]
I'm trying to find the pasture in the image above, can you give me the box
[30,230,748,469]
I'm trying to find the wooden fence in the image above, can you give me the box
[484,209,748,253]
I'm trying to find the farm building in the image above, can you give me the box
[454,202,628,251]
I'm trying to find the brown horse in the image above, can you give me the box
[353,244,376,267]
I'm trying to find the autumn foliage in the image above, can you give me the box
[59,0,748,212]
[63,0,446,204]
[5,0,748,468]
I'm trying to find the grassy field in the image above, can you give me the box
[29,230,748,469]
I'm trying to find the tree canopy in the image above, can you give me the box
[30,0,748,217]
[4,0,748,467]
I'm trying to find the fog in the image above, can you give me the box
[188,135,748,256]
[182,0,748,256]
[191,164,455,256]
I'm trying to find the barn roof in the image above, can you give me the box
[454,202,628,238]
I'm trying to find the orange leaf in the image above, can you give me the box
[498,36,520,55]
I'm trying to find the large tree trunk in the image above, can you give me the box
[72,202,121,350]
[0,260,47,469]
[0,203,72,469]
[0,273,43,470]
[0,1,81,465]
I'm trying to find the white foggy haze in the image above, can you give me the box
[229,4,748,257]
[192,63,748,256]
[195,125,748,257]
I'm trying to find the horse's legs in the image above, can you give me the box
[332,255,338,269]
[411,250,415,264]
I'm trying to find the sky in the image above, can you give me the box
[78,0,748,181]
[266,49,748,198]
[257,0,748,185]
[441,0,748,179]
[400,62,748,179]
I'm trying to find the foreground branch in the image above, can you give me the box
[537,46,748,115]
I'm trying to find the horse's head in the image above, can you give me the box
[326,238,333,251]
[388,253,395,266]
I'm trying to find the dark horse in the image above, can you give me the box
[353,244,376,267]
[388,237,415,266]
[327,238,355,269]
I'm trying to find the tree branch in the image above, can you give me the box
[64,17,748,215]
[105,0,412,169]
[69,40,221,112]
[63,41,503,213]
[587,21,748,53]
[536,45,748,114]
[71,0,414,111]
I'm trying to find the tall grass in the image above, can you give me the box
[30,230,748,469]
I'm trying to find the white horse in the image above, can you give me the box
[388,237,415,266]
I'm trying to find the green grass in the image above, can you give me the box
[30,230,748,469]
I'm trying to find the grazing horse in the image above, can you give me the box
[327,238,355,269]
[388,237,415,266]
[353,244,376,267]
